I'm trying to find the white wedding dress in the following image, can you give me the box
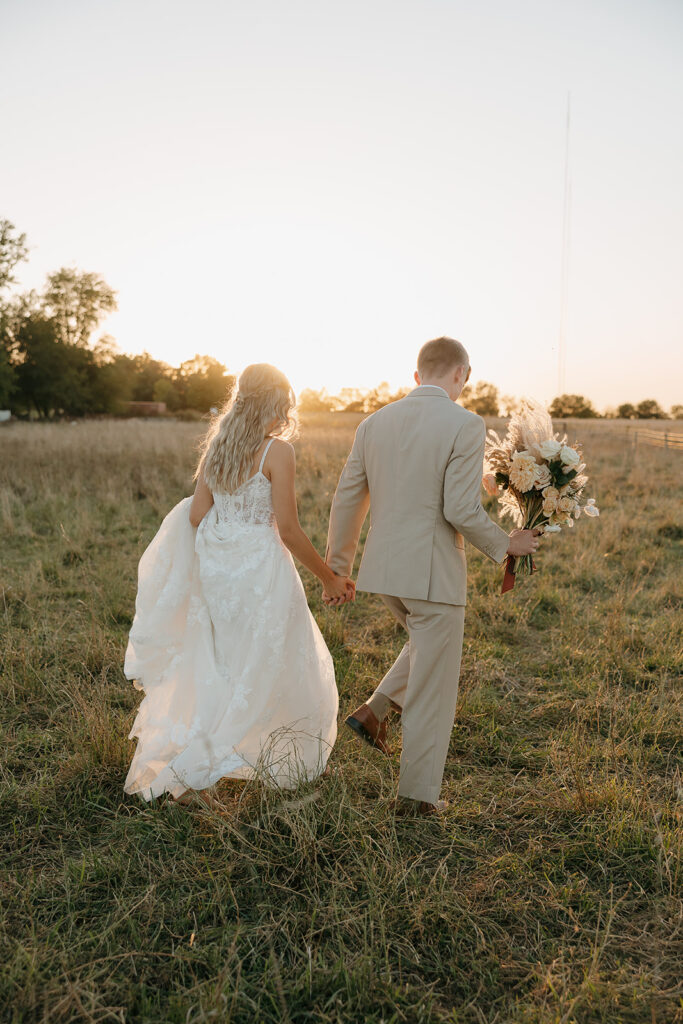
[123,439,338,801]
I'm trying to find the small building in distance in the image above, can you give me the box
[0,411,11,423]
[124,401,167,417]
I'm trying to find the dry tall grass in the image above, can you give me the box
[1,415,681,1023]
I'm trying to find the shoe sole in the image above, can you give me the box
[345,715,389,756]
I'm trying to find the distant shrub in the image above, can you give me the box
[549,394,599,418]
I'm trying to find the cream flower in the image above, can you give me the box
[543,486,559,501]
[539,438,562,460]
[583,498,600,518]
[560,445,580,468]
[542,495,558,517]
[508,451,537,492]
[534,463,552,489]
[558,495,574,513]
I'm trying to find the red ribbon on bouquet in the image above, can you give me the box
[501,555,536,594]
[501,555,516,593]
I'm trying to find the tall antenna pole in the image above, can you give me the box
[558,93,571,396]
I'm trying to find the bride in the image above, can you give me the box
[123,363,352,804]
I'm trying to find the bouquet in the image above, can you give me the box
[484,400,600,592]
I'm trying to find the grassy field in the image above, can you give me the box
[1,414,681,1024]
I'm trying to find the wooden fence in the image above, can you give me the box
[550,420,683,452]
[631,428,683,451]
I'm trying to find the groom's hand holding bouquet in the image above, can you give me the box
[484,399,600,591]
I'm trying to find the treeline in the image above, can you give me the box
[546,394,680,420]
[1,219,678,421]
[300,382,682,420]
[0,220,233,418]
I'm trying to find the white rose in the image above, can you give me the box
[560,445,580,468]
[558,496,574,513]
[534,464,552,489]
[543,486,559,501]
[538,439,562,460]
[508,451,537,492]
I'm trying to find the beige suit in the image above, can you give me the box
[326,386,510,803]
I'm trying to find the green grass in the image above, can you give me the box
[1,416,681,1023]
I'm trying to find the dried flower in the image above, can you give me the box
[509,451,537,492]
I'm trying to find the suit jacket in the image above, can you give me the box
[325,385,510,605]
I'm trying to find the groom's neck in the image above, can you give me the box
[417,377,459,401]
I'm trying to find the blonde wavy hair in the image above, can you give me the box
[196,363,298,494]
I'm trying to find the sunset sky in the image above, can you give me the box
[3,0,682,409]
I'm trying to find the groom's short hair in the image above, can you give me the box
[417,337,469,378]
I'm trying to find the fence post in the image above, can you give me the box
[664,432,669,450]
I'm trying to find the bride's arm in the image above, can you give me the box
[189,473,214,527]
[269,440,354,602]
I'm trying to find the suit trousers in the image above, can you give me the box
[373,595,465,805]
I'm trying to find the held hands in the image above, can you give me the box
[507,528,542,557]
[322,569,356,607]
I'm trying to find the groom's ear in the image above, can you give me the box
[414,370,421,386]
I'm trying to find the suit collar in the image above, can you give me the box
[406,385,451,399]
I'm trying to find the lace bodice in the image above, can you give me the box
[211,439,276,528]
[212,473,275,527]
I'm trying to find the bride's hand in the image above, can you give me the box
[323,573,355,606]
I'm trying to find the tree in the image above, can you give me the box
[0,342,13,408]
[548,394,598,418]
[365,381,395,411]
[0,302,22,408]
[111,352,173,402]
[671,405,683,420]
[460,381,500,416]
[617,403,636,419]
[298,388,336,412]
[14,315,95,418]
[336,387,365,412]
[635,399,666,420]
[176,355,234,412]
[88,337,136,414]
[40,267,117,347]
[153,377,183,411]
[0,220,30,408]
[0,220,29,292]
[499,394,521,417]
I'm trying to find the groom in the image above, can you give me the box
[324,337,540,815]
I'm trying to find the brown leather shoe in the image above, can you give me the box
[345,703,391,756]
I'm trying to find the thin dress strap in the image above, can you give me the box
[258,437,275,474]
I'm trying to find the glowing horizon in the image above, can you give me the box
[3,0,681,411]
